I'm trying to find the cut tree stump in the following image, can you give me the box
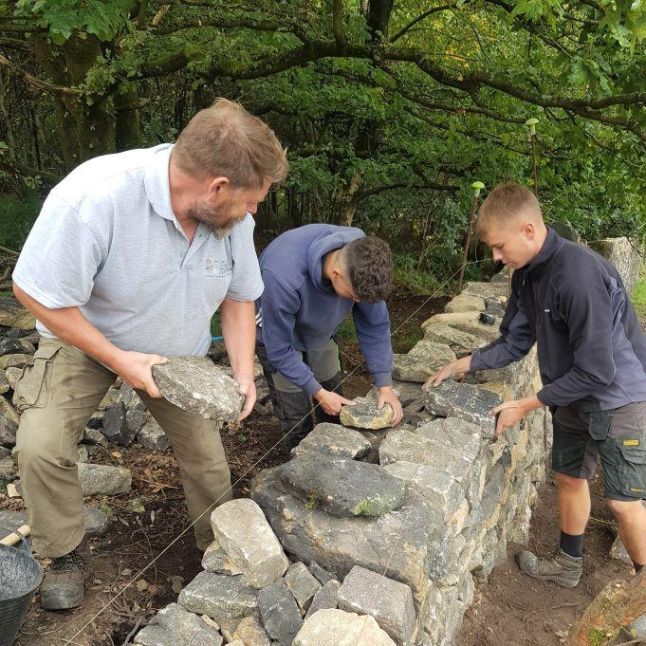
[569,569,646,645]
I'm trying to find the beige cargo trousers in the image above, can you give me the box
[14,339,231,558]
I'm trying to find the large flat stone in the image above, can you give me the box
[422,323,484,358]
[277,455,406,517]
[422,380,502,438]
[421,312,500,343]
[444,294,486,313]
[210,499,289,588]
[78,463,131,496]
[291,423,370,461]
[463,281,509,303]
[178,571,258,629]
[252,467,442,604]
[152,356,243,421]
[133,602,223,646]
[257,578,303,644]
[392,342,456,383]
[293,609,396,646]
[337,566,415,646]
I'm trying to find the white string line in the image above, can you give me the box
[65,258,491,644]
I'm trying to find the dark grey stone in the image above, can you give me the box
[258,579,303,645]
[284,562,321,611]
[305,580,340,619]
[152,356,243,421]
[0,338,23,356]
[102,402,138,446]
[308,561,337,586]
[137,416,170,451]
[0,412,17,446]
[422,380,502,438]
[277,455,406,517]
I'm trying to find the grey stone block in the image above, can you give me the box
[305,580,340,619]
[284,562,321,612]
[152,356,243,421]
[337,565,415,646]
[258,578,303,645]
[210,499,289,588]
[291,423,370,461]
[78,463,132,496]
[277,455,406,517]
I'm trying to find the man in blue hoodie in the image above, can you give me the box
[426,183,646,588]
[256,224,403,449]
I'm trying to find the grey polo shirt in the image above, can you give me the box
[13,144,263,357]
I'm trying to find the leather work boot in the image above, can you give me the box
[40,537,91,610]
[516,548,583,588]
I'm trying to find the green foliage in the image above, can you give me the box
[0,193,42,250]
[631,267,646,321]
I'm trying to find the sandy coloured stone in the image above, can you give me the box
[392,341,456,383]
[340,392,394,430]
[210,499,289,588]
[78,463,131,496]
[293,609,396,646]
[444,293,486,313]
[152,356,243,421]
[421,311,500,343]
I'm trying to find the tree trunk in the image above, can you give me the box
[569,569,646,645]
[31,35,116,170]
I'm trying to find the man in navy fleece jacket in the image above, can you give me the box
[426,183,646,588]
[256,224,403,449]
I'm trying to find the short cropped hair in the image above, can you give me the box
[173,98,288,188]
[476,183,542,236]
[342,237,393,302]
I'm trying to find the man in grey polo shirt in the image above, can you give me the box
[12,98,287,610]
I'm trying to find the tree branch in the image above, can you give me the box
[390,4,458,43]
[332,0,347,49]
[0,53,81,96]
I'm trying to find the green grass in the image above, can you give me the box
[632,266,646,320]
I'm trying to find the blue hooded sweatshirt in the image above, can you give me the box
[257,224,393,396]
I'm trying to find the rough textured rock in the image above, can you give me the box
[257,578,303,645]
[0,456,16,479]
[305,579,340,619]
[102,402,138,446]
[0,371,9,395]
[0,354,32,370]
[0,407,18,446]
[277,455,406,517]
[0,297,36,330]
[252,467,442,603]
[78,463,132,496]
[422,323,484,358]
[137,416,170,451]
[284,561,321,612]
[291,423,370,461]
[392,341,456,383]
[462,281,509,303]
[337,566,415,646]
[210,499,289,588]
[422,380,502,438]
[0,506,108,538]
[589,237,642,295]
[4,367,22,390]
[609,535,632,565]
[444,293,486,313]
[340,392,394,430]
[293,609,396,646]
[421,312,500,343]
[178,571,258,629]
[201,542,242,575]
[232,612,271,646]
[308,561,337,586]
[133,603,223,646]
[152,356,243,421]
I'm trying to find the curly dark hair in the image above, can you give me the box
[342,237,393,302]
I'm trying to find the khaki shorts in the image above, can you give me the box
[552,402,646,501]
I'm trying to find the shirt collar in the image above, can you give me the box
[524,227,562,274]
[144,144,176,222]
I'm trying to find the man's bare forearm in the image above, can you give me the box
[13,283,124,371]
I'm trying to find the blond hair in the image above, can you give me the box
[173,98,288,188]
[476,183,542,236]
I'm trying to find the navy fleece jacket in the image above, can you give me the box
[471,228,646,410]
[257,224,393,396]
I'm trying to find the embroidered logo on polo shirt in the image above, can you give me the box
[205,258,232,278]
[624,439,640,447]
